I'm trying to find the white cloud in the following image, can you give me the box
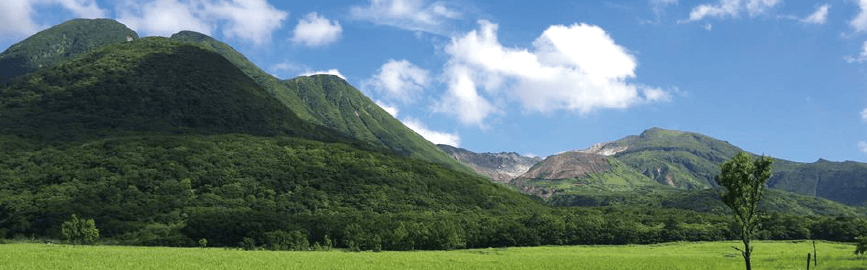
[116,0,211,37]
[436,20,668,127]
[845,41,867,63]
[704,23,713,30]
[683,0,781,22]
[802,4,829,25]
[401,117,461,146]
[300,69,345,79]
[291,12,342,47]
[0,0,107,39]
[363,59,430,104]
[435,63,498,127]
[861,108,867,122]
[349,0,461,35]
[650,0,678,19]
[852,0,867,32]
[374,100,399,117]
[859,141,867,154]
[117,0,287,45]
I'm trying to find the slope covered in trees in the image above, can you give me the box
[0,19,138,82]
[170,31,472,174]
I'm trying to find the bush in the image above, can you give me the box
[856,236,867,256]
[263,230,308,251]
[61,214,99,245]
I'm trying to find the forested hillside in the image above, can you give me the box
[0,19,138,82]
[170,31,472,174]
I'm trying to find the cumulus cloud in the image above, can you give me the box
[852,0,867,32]
[436,20,668,127]
[300,69,345,79]
[401,117,461,146]
[117,0,287,45]
[349,0,461,34]
[683,0,780,22]
[803,4,829,25]
[845,41,867,63]
[374,100,399,117]
[0,0,107,39]
[859,141,867,154]
[291,12,342,47]
[363,59,430,104]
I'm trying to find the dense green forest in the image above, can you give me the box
[0,19,865,252]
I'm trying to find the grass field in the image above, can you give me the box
[1,241,864,269]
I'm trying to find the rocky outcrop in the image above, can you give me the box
[577,142,628,156]
[438,144,542,183]
[518,152,611,180]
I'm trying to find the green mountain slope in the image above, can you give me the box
[600,128,867,206]
[604,127,744,189]
[169,31,472,174]
[550,185,864,217]
[0,37,346,143]
[0,31,542,248]
[0,19,138,81]
[770,159,867,206]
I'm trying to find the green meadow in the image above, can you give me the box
[1,241,863,270]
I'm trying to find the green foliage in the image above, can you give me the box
[241,237,256,251]
[715,152,774,270]
[168,31,474,175]
[0,19,139,81]
[0,37,352,144]
[263,230,308,251]
[198,238,207,248]
[856,236,867,256]
[769,159,867,206]
[61,214,99,245]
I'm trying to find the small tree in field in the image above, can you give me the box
[716,152,774,270]
[62,214,99,246]
[856,236,867,256]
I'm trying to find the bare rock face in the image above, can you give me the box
[518,152,611,180]
[577,142,628,156]
[438,144,542,183]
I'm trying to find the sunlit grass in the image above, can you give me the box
[1,241,863,269]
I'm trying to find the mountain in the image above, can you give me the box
[0,25,542,248]
[0,19,138,81]
[509,151,661,199]
[443,127,867,213]
[587,127,867,206]
[769,159,867,206]
[0,37,346,143]
[437,144,541,182]
[169,31,472,174]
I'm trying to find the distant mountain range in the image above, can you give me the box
[440,127,867,211]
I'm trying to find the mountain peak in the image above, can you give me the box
[0,18,138,81]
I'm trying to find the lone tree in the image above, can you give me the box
[856,236,867,256]
[61,214,99,246]
[715,152,774,270]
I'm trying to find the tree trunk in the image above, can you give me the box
[743,241,752,270]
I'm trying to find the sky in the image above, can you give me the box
[1,0,866,163]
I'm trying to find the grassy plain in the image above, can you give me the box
[1,241,864,270]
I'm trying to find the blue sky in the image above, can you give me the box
[2,0,867,163]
